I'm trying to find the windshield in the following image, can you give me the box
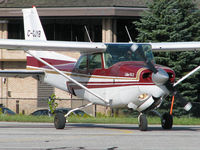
[104,43,155,68]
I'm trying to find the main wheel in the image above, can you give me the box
[161,113,173,129]
[54,113,66,129]
[138,114,148,131]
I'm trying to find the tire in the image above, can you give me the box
[161,113,173,129]
[54,113,66,129]
[138,114,148,131]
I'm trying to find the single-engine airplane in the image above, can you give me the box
[0,7,200,131]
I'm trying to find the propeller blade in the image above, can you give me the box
[174,92,192,111]
[164,80,192,111]
[164,80,174,93]
[146,60,158,74]
[131,44,169,85]
[164,83,193,112]
[131,44,158,73]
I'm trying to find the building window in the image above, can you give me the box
[8,20,24,39]
[117,18,139,42]
[42,18,102,42]
[8,18,102,42]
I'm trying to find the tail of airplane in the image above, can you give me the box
[23,6,47,41]
[22,7,76,70]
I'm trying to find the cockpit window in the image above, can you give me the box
[104,44,155,68]
[88,53,102,69]
[75,55,87,70]
[75,53,102,70]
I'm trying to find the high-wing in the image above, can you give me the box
[0,39,106,53]
[1,39,200,52]
[151,42,200,52]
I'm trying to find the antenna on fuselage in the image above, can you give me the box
[84,25,92,43]
[125,26,133,43]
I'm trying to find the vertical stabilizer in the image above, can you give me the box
[22,7,76,69]
[22,6,46,41]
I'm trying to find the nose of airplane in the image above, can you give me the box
[152,68,169,85]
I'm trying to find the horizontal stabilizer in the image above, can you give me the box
[0,39,106,53]
[0,70,45,78]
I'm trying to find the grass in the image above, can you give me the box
[1,114,200,125]
[173,117,200,125]
[0,114,53,123]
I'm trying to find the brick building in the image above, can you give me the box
[1,0,197,115]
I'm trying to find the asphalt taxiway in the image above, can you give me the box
[0,122,200,150]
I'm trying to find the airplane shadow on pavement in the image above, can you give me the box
[68,123,200,132]
[1,122,200,132]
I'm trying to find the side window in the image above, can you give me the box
[104,52,113,68]
[75,55,87,70]
[88,53,102,69]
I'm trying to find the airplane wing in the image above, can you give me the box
[0,39,106,53]
[151,42,200,52]
[1,39,200,53]
[0,70,45,78]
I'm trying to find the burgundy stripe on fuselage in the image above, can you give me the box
[27,56,75,68]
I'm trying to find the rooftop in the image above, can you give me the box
[0,0,199,17]
[0,0,148,8]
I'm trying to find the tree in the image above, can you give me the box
[48,94,58,115]
[134,0,200,117]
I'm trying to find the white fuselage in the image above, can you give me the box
[43,70,168,110]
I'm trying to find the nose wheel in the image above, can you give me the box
[161,113,173,129]
[138,113,148,131]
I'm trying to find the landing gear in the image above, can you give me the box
[54,113,66,129]
[138,113,148,131]
[161,113,173,129]
[54,102,94,130]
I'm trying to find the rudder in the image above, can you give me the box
[23,6,46,41]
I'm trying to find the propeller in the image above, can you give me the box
[131,44,169,85]
[130,44,192,111]
[165,80,192,111]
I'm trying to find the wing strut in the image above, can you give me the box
[25,50,109,105]
[174,65,200,87]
